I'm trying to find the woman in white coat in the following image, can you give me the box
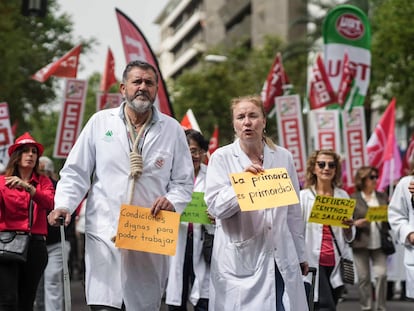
[388,174,414,298]
[300,149,355,311]
[166,129,212,310]
[204,95,308,311]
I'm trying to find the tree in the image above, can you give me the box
[0,0,95,135]
[370,0,414,127]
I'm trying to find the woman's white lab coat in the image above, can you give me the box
[54,104,194,310]
[166,164,212,306]
[388,175,414,298]
[300,187,355,302]
[204,140,308,311]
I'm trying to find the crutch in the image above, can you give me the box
[59,217,71,311]
[307,267,317,311]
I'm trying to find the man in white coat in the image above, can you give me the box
[48,60,194,310]
[388,176,414,298]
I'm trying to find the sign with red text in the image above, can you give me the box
[0,102,13,166]
[342,106,368,187]
[275,95,307,185]
[53,79,87,158]
[230,168,299,212]
[310,108,341,154]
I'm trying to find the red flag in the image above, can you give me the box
[261,53,289,113]
[100,48,117,92]
[308,54,337,110]
[32,45,82,83]
[366,98,402,190]
[208,125,219,155]
[337,51,355,106]
[403,133,414,175]
[180,109,201,132]
[116,8,173,117]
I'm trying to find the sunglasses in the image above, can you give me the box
[316,161,336,169]
[369,175,378,180]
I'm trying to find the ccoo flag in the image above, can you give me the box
[32,45,82,83]
[116,8,173,117]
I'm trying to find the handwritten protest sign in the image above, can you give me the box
[308,195,356,228]
[180,192,212,224]
[115,204,180,256]
[230,168,299,212]
[365,205,388,222]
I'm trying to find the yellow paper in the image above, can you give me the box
[365,205,388,222]
[229,168,299,211]
[308,195,356,228]
[115,204,180,256]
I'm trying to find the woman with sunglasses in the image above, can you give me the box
[300,149,354,311]
[350,166,390,310]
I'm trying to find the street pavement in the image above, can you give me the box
[71,279,414,310]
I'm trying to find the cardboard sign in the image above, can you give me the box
[230,168,299,212]
[180,192,212,224]
[115,204,180,256]
[308,195,356,228]
[365,205,388,222]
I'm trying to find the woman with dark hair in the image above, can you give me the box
[166,129,213,310]
[300,149,355,311]
[350,166,389,311]
[0,132,55,310]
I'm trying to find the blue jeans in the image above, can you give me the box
[275,262,285,311]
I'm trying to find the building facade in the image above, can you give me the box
[155,0,306,79]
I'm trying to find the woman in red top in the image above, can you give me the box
[0,132,55,310]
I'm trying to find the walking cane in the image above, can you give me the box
[59,217,71,311]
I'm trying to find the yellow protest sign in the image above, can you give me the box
[115,204,180,256]
[308,195,356,228]
[229,167,299,212]
[365,205,388,222]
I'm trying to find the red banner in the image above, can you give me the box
[275,95,307,185]
[96,93,123,111]
[208,125,219,156]
[309,54,337,110]
[32,45,82,83]
[261,53,289,113]
[337,51,355,106]
[366,98,402,190]
[116,8,173,117]
[342,107,368,188]
[403,133,414,175]
[100,47,117,92]
[53,79,87,158]
[0,102,14,166]
[310,109,341,154]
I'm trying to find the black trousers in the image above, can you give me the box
[315,265,344,311]
[0,238,48,311]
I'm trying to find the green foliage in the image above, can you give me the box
[0,0,95,136]
[171,36,308,146]
[370,0,414,125]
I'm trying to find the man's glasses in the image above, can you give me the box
[190,149,206,157]
[316,161,336,169]
[369,175,378,180]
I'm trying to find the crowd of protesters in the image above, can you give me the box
[2,61,414,311]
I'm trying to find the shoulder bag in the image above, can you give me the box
[375,222,395,256]
[329,226,355,285]
[201,225,214,264]
[0,199,33,263]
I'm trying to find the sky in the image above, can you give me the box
[57,0,166,80]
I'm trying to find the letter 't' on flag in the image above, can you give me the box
[261,52,289,113]
[115,8,173,117]
[100,47,117,92]
[308,53,337,110]
[31,45,82,83]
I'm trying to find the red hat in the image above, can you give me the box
[8,132,44,156]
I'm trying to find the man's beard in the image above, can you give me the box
[126,92,154,114]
